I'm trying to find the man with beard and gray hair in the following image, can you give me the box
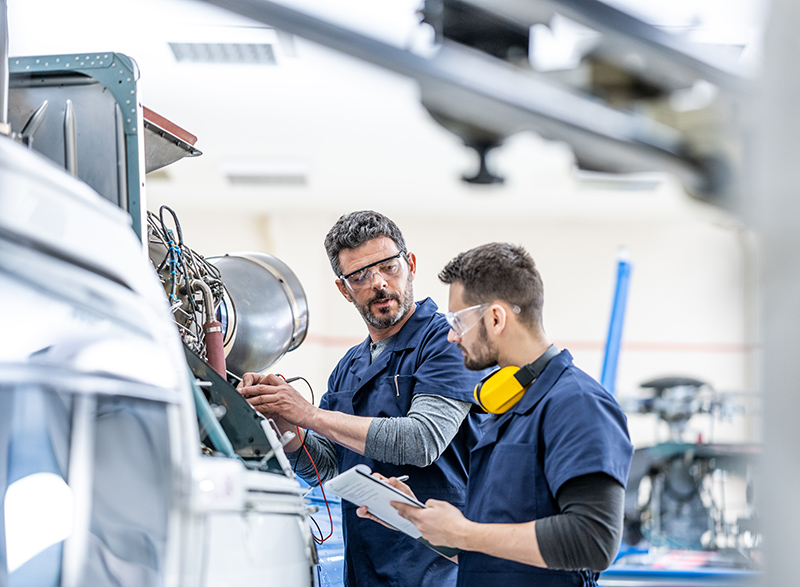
[237,210,487,587]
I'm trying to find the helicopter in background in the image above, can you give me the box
[616,376,761,576]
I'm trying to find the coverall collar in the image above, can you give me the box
[347,298,439,386]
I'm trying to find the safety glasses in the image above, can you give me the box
[339,252,407,291]
[444,303,491,337]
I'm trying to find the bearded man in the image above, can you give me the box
[238,210,487,587]
[361,243,634,587]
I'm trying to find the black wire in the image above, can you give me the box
[159,205,198,317]
[146,212,168,269]
[286,376,314,473]
[159,205,184,245]
[172,214,198,317]
[157,208,180,303]
[294,431,308,473]
[280,376,335,544]
[309,514,324,543]
[155,246,171,275]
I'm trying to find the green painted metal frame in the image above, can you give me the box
[9,52,146,239]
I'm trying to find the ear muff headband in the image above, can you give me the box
[474,345,560,414]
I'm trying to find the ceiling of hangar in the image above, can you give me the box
[6,0,766,216]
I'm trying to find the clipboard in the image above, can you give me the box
[323,464,462,559]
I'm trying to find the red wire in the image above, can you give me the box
[298,425,334,543]
[276,375,333,543]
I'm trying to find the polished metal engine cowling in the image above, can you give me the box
[209,252,309,376]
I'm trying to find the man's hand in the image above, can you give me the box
[356,473,416,528]
[356,473,470,553]
[237,373,290,427]
[237,372,316,428]
[239,373,372,455]
[393,499,472,552]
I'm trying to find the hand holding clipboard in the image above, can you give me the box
[324,464,425,537]
[323,464,461,560]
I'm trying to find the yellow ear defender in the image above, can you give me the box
[474,345,559,414]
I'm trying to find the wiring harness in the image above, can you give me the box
[147,205,227,365]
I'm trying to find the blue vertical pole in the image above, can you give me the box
[601,247,632,395]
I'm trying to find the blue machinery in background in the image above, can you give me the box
[596,248,760,585]
[601,247,632,395]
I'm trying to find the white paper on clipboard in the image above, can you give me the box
[323,464,425,538]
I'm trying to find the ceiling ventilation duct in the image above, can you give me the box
[169,42,277,64]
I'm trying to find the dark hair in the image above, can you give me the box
[438,242,544,327]
[324,210,407,276]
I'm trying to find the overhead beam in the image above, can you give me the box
[456,0,751,91]
[197,0,735,197]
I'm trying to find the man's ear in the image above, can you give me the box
[335,279,352,302]
[487,305,509,335]
[405,252,417,280]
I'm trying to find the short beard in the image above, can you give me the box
[355,280,415,330]
[462,320,499,371]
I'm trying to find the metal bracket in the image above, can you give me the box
[8,53,146,239]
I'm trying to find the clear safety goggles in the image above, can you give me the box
[340,252,407,291]
[444,303,491,337]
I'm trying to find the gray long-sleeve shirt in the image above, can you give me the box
[286,393,471,483]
